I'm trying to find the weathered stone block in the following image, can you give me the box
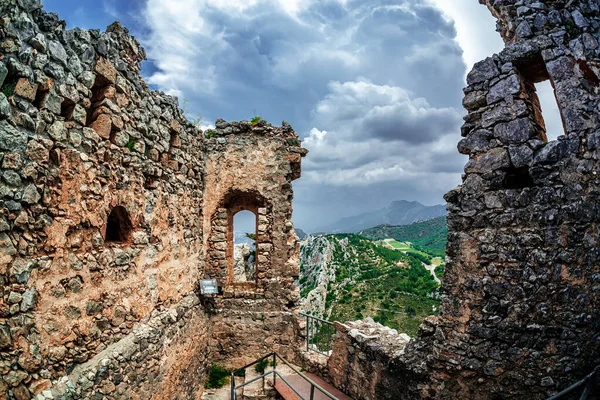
[487,74,522,105]
[467,58,499,85]
[14,78,38,101]
[494,118,535,144]
[532,139,578,165]
[465,148,510,173]
[48,120,67,142]
[0,323,12,349]
[508,145,534,168]
[458,129,491,155]
[90,113,112,139]
[0,121,27,151]
[94,57,117,85]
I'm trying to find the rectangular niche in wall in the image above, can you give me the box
[232,210,257,282]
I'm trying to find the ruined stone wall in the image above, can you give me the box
[0,1,305,399]
[325,1,600,399]
[435,0,600,398]
[326,319,433,400]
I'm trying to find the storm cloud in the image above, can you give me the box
[134,0,486,231]
[40,0,519,231]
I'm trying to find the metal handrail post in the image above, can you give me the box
[273,352,277,387]
[230,373,235,400]
[310,384,315,400]
[306,314,310,351]
[315,319,319,351]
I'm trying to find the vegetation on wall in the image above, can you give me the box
[204,363,231,389]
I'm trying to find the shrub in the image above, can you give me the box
[251,116,262,126]
[204,129,217,139]
[254,358,269,374]
[205,363,230,389]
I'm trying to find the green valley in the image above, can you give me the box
[299,231,444,336]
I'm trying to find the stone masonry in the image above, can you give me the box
[326,1,600,399]
[0,1,306,399]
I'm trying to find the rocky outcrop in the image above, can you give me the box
[233,243,255,282]
[0,1,306,398]
[299,235,337,319]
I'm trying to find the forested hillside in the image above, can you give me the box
[299,234,441,336]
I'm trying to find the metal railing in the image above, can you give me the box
[546,365,599,400]
[230,352,338,400]
[300,312,335,356]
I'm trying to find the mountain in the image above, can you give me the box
[359,216,448,257]
[299,234,441,336]
[316,200,446,234]
[295,228,308,240]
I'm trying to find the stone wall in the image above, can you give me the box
[326,319,433,400]
[203,120,306,367]
[326,1,600,399]
[435,0,600,398]
[0,1,305,399]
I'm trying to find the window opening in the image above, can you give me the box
[534,80,563,142]
[515,53,565,142]
[233,210,257,282]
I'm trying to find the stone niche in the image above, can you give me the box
[0,0,306,398]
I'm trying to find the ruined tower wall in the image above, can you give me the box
[434,0,600,398]
[0,1,305,399]
[203,121,306,366]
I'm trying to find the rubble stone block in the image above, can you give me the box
[14,78,38,101]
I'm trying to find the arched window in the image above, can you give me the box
[232,210,257,282]
[105,206,132,243]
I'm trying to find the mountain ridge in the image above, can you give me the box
[315,200,446,234]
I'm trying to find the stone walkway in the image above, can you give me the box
[201,360,352,399]
[266,363,352,400]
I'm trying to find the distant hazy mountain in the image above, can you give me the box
[295,228,308,240]
[316,200,446,234]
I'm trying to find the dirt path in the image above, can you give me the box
[424,263,440,284]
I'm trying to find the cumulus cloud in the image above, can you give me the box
[310,80,461,144]
[139,0,479,230]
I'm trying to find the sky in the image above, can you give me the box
[43,0,563,232]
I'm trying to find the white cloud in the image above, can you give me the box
[301,79,464,188]
[427,0,504,71]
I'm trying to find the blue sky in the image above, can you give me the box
[40,0,561,232]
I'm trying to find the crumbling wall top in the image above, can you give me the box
[480,0,600,44]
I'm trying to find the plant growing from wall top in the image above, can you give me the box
[251,115,262,126]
